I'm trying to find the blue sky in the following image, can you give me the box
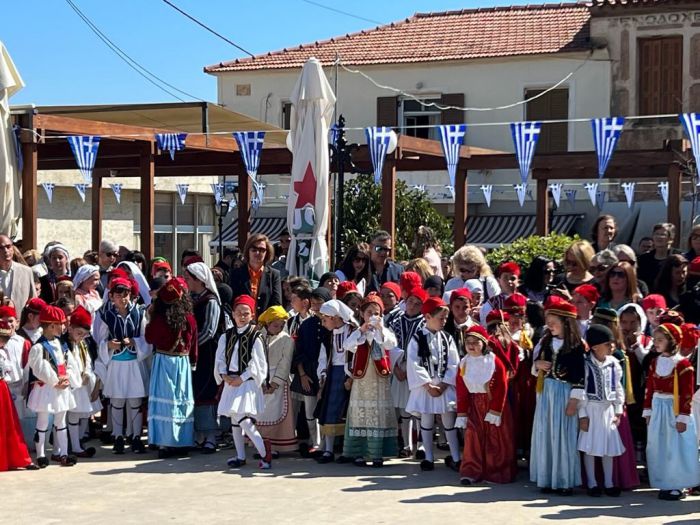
[4,0,564,106]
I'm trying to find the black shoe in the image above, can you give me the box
[201,441,217,455]
[37,457,49,469]
[540,487,553,494]
[50,454,61,463]
[59,455,75,467]
[99,431,114,445]
[372,459,384,468]
[436,442,450,451]
[227,457,246,469]
[298,443,311,458]
[158,448,173,459]
[131,437,146,454]
[587,486,603,497]
[335,455,352,464]
[24,463,40,470]
[113,436,125,455]
[460,477,473,486]
[415,449,426,460]
[445,456,460,472]
[316,452,334,464]
[75,447,96,458]
[353,458,367,467]
[604,486,621,497]
[420,459,434,471]
[690,485,700,496]
[556,488,574,496]
[659,490,684,501]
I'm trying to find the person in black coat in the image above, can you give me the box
[229,233,282,319]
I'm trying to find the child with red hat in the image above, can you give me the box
[641,294,666,337]
[215,294,271,470]
[388,287,426,458]
[444,288,476,359]
[342,293,399,467]
[480,262,521,328]
[27,305,78,467]
[380,282,402,327]
[405,296,461,472]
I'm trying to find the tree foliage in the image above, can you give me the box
[485,232,579,273]
[340,174,453,261]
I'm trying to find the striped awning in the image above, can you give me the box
[466,214,583,247]
[210,217,288,247]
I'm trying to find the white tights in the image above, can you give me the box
[231,417,266,460]
[67,412,85,453]
[111,398,143,438]
[583,454,614,488]
[398,410,416,451]
[36,411,67,459]
[420,412,460,462]
[293,395,319,448]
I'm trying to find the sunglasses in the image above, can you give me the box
[250,246,267,254]
[374,246,391,253]
[459,267,477,274]
[609,270,626,279]
[589,264,610,273]
[544,269,557,274]
[107,252,119,258]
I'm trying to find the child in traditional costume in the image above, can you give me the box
[444,288,476,359]
[27,305,77,467]
[578,324,625,497]
[343,293,398,467]
[215,295,271,469]
[64,306,100,458]
[315,299,356,463]
[406,296,461,472]
[455,325,516,485]
[530,297,585,495]
[380,282,402,327]
[257,305,297,454]
[145,278,197,458]
[643,323,700,500]
[572,284,599,337]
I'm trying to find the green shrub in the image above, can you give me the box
[485,233,579,274]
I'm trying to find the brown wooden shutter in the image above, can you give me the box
[638,36,682,115]
[376,96,398,126]
[440,93,465,124]
[526,88,569,153]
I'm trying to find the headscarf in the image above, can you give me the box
[72,264,100,290]
[45,243,70,261]
[186,262,221,303]
[319,299,357,325]
[258,305,289,326]
[617,303,648,334]
[117,261,152,305]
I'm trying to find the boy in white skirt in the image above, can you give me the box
[215,294,271,469]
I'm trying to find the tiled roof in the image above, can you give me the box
[590,0,681,6]
[204,3,592,73]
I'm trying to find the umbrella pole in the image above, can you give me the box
[334,116,347,266]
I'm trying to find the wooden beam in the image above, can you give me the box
[454,170,468,248]
[140,142,155,261]
[536,176,550,236]
[20,115,38,249]
[238,173,251,248]
[91,171,104,251]
[381,151,397,256]
[667,163,682,247]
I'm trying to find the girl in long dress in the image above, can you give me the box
[342,293,398,467]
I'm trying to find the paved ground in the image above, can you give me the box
[3,445,700,525]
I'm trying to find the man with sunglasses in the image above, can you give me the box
[366,231,404,294]
[97,239,119,292]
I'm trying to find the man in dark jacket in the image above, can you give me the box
[366,230,404,294]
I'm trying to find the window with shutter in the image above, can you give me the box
[525,88,569,153]
[376,96,398,127]
[638,36,683,115]
[281,101,292,130]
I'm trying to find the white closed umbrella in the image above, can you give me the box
[286,57,336,281]
[0,42,24,238]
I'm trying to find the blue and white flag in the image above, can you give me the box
[591,117,625,178]
[565,189,577,207]
[621,182,635,209]
[74,183,88,203]
[67,135,101,184]
[252,182,266,210]
[444,185,455,200]
[480,184,493,207]
[224,181,238,195]
[584,182,599,206]
[211,183,224,206]
[514,183,528,207]
[549,183,563,208]
[411,184,426,194]
[511,121,541,184]
[596,190,606,210]
[109,183,123,204]
[680,113,700,184]
[365,127,395,185]
[176,184,189,205]
[658,181,669,206]
[42,183,55,204]
[233,131,265,181]
[155,133,187,161]
[329,124,340,146]
[438,124,467,191]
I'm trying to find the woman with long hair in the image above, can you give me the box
[553,240,595,294]
[519,256,555,304]
[598,261,642,311]
[336,243,372,296]
[446,245,500,302]
[412,225,443,278]
[685,224,700,262]
[654,254,688,309]
[591,215,617,253]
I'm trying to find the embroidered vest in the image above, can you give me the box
[414,330,449,380]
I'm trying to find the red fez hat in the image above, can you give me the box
[360,292,384,312]
[504,292,527,314]
[0,305,18,319]
[496,261,521,277]
[573,284,600,305]
[449,288,473,305]
[25,298,47,315]
[56,275,73,284]
[40,305,66,324]
[689,256,700,276]
[680,323,699,351]
[129,278,139,297]
[657,322,683,346]
[158,278,185,305]
[422,296,447,316]
[336,281,358,300]
[464,325,489,345]
[0,320,12,337]
[151,260,172,274]
[233,294,256,311]
[183,255,204,267]
[544,296,577,319]
[108,268,129,282]
[486,309,510,326]
[109,277,131,291]
[641,294,667,312]
[70,306,92,330]
[658,309,684,326]
[408,287,428,303]
[380,282,401,300]
[400,272,422,293]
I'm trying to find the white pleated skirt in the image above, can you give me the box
[406,383,456,416]
[69,385,103,416]
[390,377,410,409]
[577,400,625,457]
[27,383,76,414]
[103,360,148,399]
[217,380,265,420]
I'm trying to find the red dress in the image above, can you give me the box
[457,353,517,483]
[0,380,32,471]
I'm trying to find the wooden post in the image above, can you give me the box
[380,151,397,257]
[91,171,103,251]
[238,173,251,248]
[454,169,468,248]
[536,175,550,236]
[667,163,682,247]
[20,115,38,249]
[140,142,155,261]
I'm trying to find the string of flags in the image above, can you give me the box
[110,183,122,204]
[155,133,187,161]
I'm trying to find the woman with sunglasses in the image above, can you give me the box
[597,262,642,311]
[552,240,595,294]
[335,243,371,297]
[519,256,556,304]
[445,245,500,302]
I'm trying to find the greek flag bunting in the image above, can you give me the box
[438,124,467,192]
[233,131,265,180]
[329,124,340,146]
[176,184,189,205]
[549,183,563,208]
[211,183,224,206]
[510,121,541,183]
[67,135,101,184]
[224,181,238,195]
[584,182,599,206]
[514,183,528,207]
[109,183,122,204]
[74,183,88,203]
[42,183,55,204]
[680,113,700,184]
[591,117,625,178]
[155,133,187,161]
[596,190,606,210]
[252,182,265,210]
[411,184,426,194]
[658,181,669,207]
[621,182,635,209]
[445,185,455,200]
[480,184,493,207]
[365,127,394,185]
[565,189,577,207]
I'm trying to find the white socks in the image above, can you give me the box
[584,454,615,488]
[127,399,142,438]
[68,412,85,453]
[111,398,125,437]
[239,418,266,458]
[324,435,334,454]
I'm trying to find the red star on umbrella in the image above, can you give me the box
[293,162,317,208]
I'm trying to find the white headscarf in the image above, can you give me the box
[319,299,357,325]
[45,243,70,261]
[186,262,220,303]
[617,302,648,334]
[117,261,152,306]
[72,264,100,290]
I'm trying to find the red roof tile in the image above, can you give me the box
[204,3,592,73]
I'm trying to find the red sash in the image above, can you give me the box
[352,342,391,379]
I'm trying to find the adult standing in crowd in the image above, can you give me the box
[413,226,443,279]
[444,245,500,301]
[591,215,618,253]
[637,223,682,290]
[519,256,555,304]
[685,224,700,262]
[366,231,404,294]
[38,244,70,304]
[0,235,36,310]
[97,240,119,291]
[335,243,372,297]
[229,233,282,319]
[553,240,595,294]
